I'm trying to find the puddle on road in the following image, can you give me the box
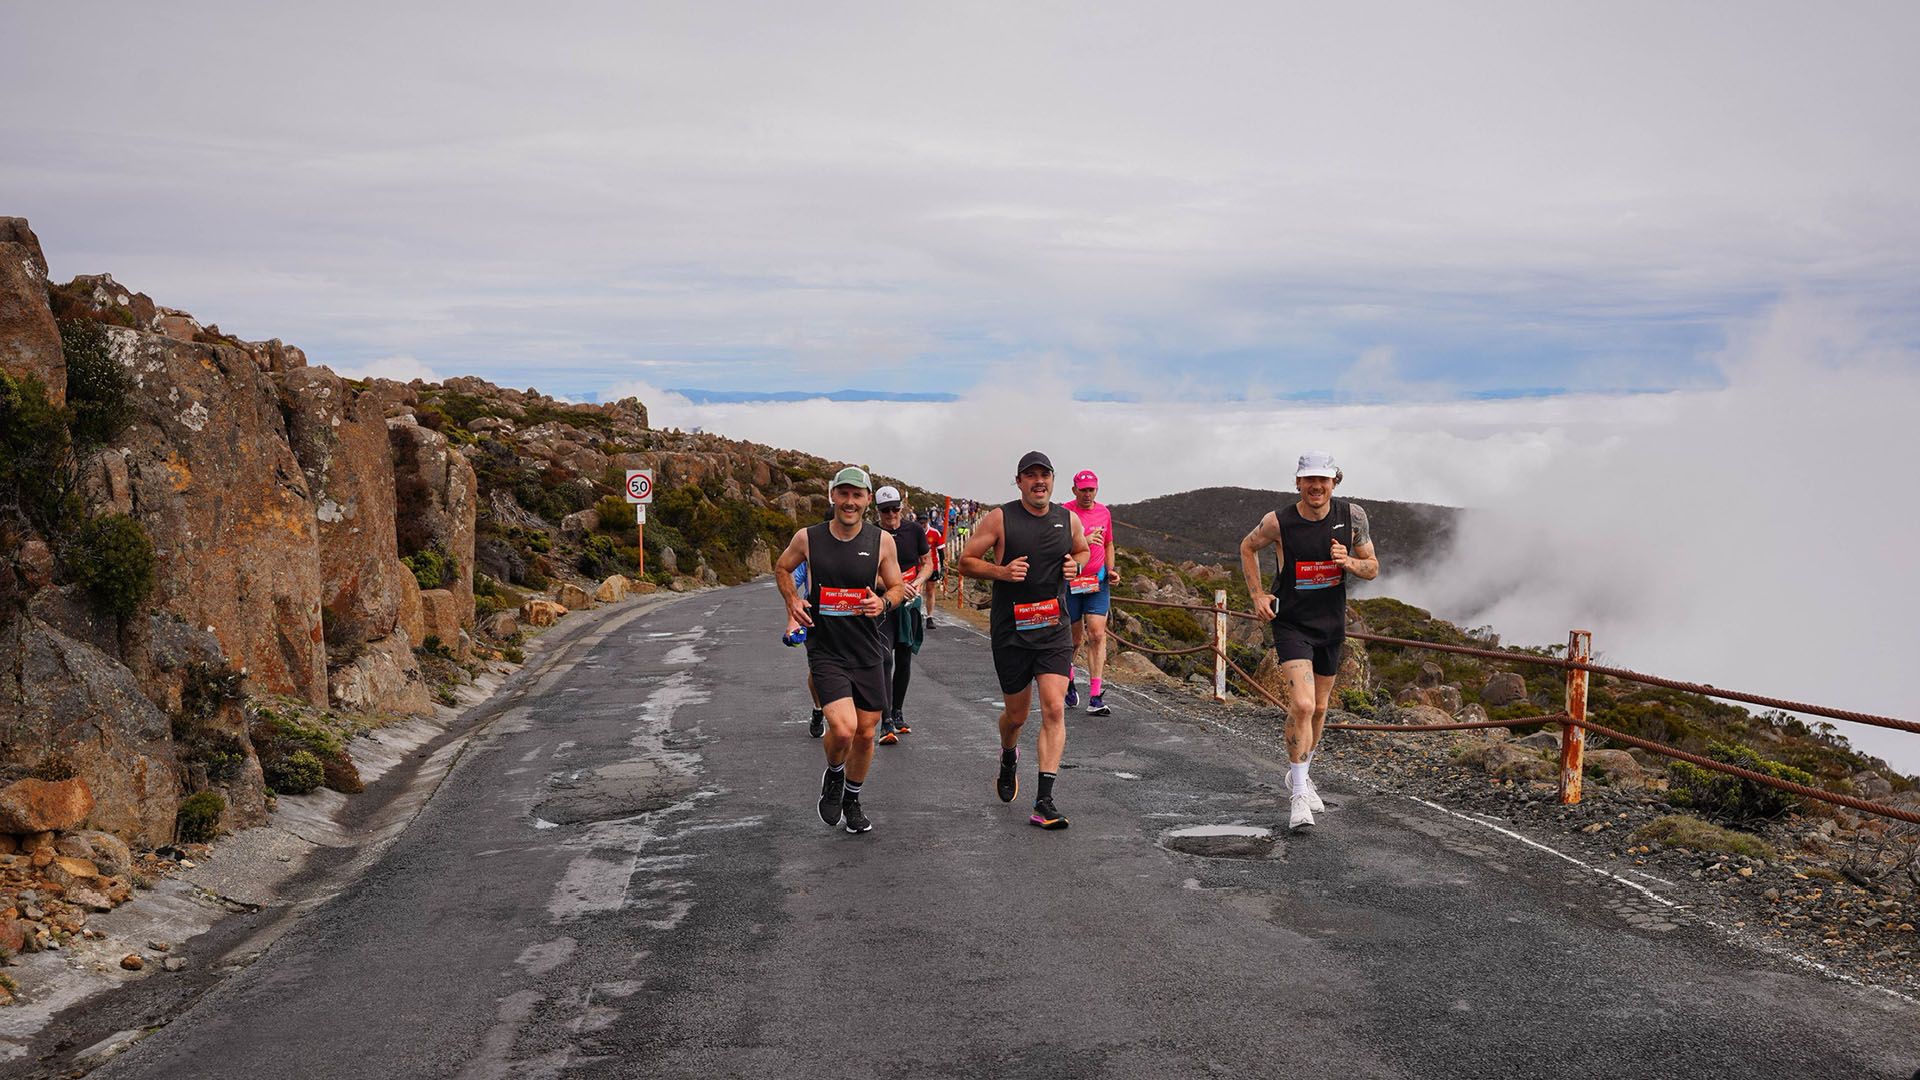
[535,758,699,825]
[1163,823,1279,860]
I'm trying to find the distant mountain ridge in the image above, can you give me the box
[1111,485,1461,585]
[673,388,961,403]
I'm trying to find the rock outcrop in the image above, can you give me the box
[389,416,477,624]
[0,217,63,404]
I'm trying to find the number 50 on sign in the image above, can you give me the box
[625,470,654,504]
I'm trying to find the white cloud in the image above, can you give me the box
[325,355,440,384]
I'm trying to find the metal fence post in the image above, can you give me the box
[1213,589,1228,704]
[1559,629,1592,804]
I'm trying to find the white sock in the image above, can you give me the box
[1289,762,1309,793]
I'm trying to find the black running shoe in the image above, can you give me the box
[1029,798,1070,830]
[808,709,825,739]
[893,709,912,735]
[995,752,1019,803]
[842,796,872,834]
[818,769,846,826]
[877,716,899,745]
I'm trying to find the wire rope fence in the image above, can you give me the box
[1105,589,1920,827]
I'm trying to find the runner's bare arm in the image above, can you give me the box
[959,508,1015,581]
[775,528,812,627]
[1330,505,1379,580]
[1240,512,1283,622]
[1066,513,1089,578]
[870,532,906,616]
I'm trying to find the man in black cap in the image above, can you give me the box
[959,450,1090,830]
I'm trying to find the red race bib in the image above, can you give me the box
[1069,574,1100,595]
[818,586,869,616]
[1293,560,1343,591]
[1014,598,1062,631]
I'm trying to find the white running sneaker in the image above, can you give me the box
[1289,792,1316,831]
[1304,781,1326,814]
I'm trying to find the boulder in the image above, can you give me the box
[748,539,774,577]
[1585,748,1647,786]
[594,575,629,604]
[16,540,55,592]
[1454,702,1490,725]
[554,583,592,610]
[560,507,599,538]
[1415,662,1445,688]
[418,589,466,658]
[389,416,478,626]
[396,569,426,647]
[280,367,409,656]
[1395,704,1454,727]
[1482,671,1529,707]
[67,830,132,878]
[111,325,328,704]
[480,611,520,640]
[520,599,565,626]
[0,777,95,833]
[1457,741,1555,783]
[82,446,135,517]
[329,631,433,717]
[0,617,180,847]
[1249,652,1290,706]
[1513,730,1562,751]
[1334,643,1370,696]
[1397,684,1463,714]
[1107,651,1178,686]
[0,217,64,405]
[657,545,679,574]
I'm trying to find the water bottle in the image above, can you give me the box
[782,626,808,647]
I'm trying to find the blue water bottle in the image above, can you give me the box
[782,627,808,647]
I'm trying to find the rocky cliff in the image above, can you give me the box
[0,216,945,856]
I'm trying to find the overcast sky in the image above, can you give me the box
[5,1,1917,401]
[7,3,1920,769]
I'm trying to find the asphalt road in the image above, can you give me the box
[86,582,1920,1080]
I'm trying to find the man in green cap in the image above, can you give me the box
[775,466,908,834]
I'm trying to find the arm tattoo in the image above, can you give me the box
[1349,504,1372,548]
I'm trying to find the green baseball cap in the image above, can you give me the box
[830,466,872,490]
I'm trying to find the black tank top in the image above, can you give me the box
[1270,499,1351,645]
[989,500,1073,651]
[882,521,929,634]
[806,521,886,667]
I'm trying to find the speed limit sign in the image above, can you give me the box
[624,469,654,504]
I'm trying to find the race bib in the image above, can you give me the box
[1294,560,1343,591]
[818,586,869,616]
[1014,598,1062,631]
[1069,573,1101,595]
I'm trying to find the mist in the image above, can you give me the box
[619,299,1920,774]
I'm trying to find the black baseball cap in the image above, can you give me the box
[1016,450,1054,474]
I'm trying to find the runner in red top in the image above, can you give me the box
[1240,451,1379,832]
[1064,470,1119,716]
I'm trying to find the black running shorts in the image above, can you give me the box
[808,655,888,713]
[991,642,1073,695]
[1271,623,1343,678]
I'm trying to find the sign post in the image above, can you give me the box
[625,469,654,576]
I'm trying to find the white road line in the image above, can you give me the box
[1408,796,1677,908]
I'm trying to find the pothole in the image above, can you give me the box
[535,759,698,825]
[1162,824,1278,860]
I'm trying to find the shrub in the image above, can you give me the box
[63,512,156,616]
[265,748,325,795]
[250,706,362,795]
[59,318,134,448]
[175,790,225,843]
[402,545,458,590]
[1668,741,1815,824]
[1632,814,1776,861]
[1337,687,1375,717]
[577,533,630,578]
[0,371,81,533]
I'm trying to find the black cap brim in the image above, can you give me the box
[1016,450,1054,474]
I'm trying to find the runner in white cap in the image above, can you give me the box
[1064,469,1119,716]
[1239,451,1378,831]
[873,484,934,743]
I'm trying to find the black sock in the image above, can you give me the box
[1001,746,1018,765]
[1038,771,1056,802]
[843,779,863,801]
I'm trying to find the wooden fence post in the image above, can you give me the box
[1559,629,1592,804]
[1213,589,1228,704]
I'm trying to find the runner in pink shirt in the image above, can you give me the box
[1064,470,1119,716]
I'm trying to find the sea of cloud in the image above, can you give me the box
[613,299,1920,774]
